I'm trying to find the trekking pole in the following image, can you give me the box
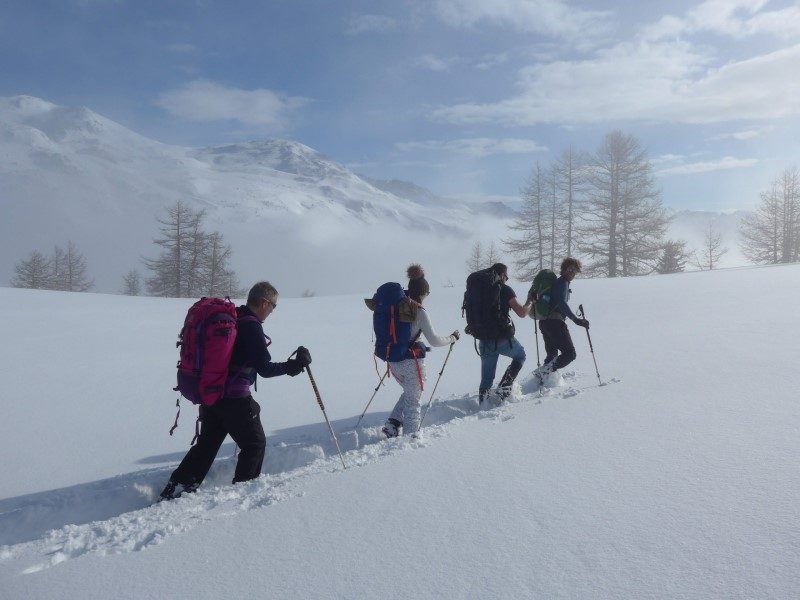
[354,368,388,429]
[418,342,455,432]
[533,318,541,368]
[577,304,603,386]
[303,365,347,470]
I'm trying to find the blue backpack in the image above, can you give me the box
[371,282,426,362]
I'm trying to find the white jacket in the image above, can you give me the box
[410,307,455,348]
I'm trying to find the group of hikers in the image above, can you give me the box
[160,258,588,501]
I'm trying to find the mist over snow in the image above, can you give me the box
[1,95,750,296]
[0,95,504,296]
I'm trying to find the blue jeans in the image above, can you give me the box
[478,336,526,392]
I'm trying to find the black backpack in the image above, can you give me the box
[462,267,514,341]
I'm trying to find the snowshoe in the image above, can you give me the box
[158,480,199,502]
[381,418,402,438]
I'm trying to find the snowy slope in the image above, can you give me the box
[1,264,799,598]
[0,95,492,296]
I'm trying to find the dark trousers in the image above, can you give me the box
[170,396,266,486]
[539,319,577,371]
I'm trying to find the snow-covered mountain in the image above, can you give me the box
[363,175,518,219]
[1,95,755,295]
[0,96,497,295]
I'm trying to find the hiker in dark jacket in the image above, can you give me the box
[478,263,533,404]
[159,281,311,501]
[535,258,588,377]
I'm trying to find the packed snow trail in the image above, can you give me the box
[0,371,616,573]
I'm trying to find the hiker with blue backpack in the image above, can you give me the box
[531,258,588,379]
[463,263,533,405]
[369,265,459,438]
[159,281,311,501]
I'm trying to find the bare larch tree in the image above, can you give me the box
[466,241,483,273]
[505,162,545,280]
[692,223,729,270]
[740,167,800,264]
[12,250,51,289]
[579,131,668,277]
[121,269,142,296]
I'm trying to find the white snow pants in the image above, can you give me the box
[388,358,426,435]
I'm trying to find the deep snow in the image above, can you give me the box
[1,265,799,599]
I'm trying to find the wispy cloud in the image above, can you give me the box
[643,0,800,40]
[432,0,614,43]
[414,54,459,71]
[432,41,800,125]
[657,156,758,176]
[346,14,398,35]
[155,80,309,129]
[652,153,687,165]
[397,137,546,157]
[712,127,771,140]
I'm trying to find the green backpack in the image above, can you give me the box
[529,269,557,320]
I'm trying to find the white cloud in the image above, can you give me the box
[652,153,686,165]
[643,0,800,40]
[346,14,398,35]
[432,41,800,125]
[414,54,459,71]
[397,137,546,158]
[432,0,614,42]
[657,156,758,176]
[712,127,771,140]
[155,80,309,129]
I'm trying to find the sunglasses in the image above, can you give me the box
[262,297,277,309]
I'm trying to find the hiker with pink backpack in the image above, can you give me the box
[159,281,311,501]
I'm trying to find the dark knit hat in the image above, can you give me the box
[406,264,430,301]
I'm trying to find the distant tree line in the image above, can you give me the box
[11,201,243,298]
[12,241,94,291]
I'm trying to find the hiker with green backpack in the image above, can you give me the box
[530,258,588,379]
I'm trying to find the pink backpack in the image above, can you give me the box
[175,297,239,407]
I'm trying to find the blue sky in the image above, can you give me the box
[2,0,800,211]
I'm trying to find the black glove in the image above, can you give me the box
[286,358,304,376]
[451,330,460,341]
[573,317,589,329]
[295,346,312,368]
[527,285,537,303]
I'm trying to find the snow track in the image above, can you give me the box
[0,372,617,574]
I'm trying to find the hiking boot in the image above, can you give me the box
[534,363,552,376]
[498,359,524,390]
[534,358,558,379]
[381,418,402,438]
[496,385,512,401]
[478,389,490,404]
[158,479,199,502]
